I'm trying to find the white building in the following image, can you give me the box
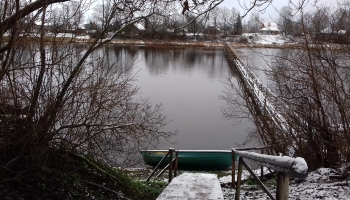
[259,22,279,35]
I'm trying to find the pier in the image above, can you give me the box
[224,43,297,156]
[224,44,290,134]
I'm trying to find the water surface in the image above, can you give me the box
[104,45,254,150]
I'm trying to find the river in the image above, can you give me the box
[102,44,254,150]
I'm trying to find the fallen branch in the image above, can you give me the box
[329,175,346,180]
[83,180,123,196]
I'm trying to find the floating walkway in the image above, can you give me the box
[224,43,302,157]
[224,44,290,133]
[156,173,223,200]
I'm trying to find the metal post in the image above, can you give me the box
[276,172,290,200]
[235,156,243,200]
[232,149,236,188]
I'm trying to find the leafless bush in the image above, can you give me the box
[0,0,160,172]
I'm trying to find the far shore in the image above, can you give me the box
[3,36,348,50]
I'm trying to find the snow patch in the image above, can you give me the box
[293,157,308,174]
[219,167,270,184]
[222,168,350,199]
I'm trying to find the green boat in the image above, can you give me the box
[141,150,236,171]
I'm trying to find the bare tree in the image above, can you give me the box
[247,12,263,33]
[219,7,231,37]
[209,7,220,28]
[228,7,238,29]
[234,12,243,35]
[334,7,350,33]
[311,7,331,33]
[278,6,294,36]
[223,2,350,170]
[0,0,289,180]
[0,0,237,174]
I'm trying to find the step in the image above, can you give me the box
[156,173,224,200]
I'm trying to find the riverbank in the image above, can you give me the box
[0,35,300,48]
[0,150,168,200]
[129,166,350,199]
[137,166,350,199]
[221,167,350,199]
[108,39,306,49]
[2,148,349,199]
[5,34,349,51]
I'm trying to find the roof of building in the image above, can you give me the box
[321,28,332,33]
[134,23,145,30]
[206,25,220,31]
[260,22,279,32]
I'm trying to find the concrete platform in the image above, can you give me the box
[156,173,224,200]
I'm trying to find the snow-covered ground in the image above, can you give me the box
[144,167,350,199]
[254,35,287,45]
[220,168,350,199]
[241,33,291,45]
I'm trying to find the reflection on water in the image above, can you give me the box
[103,45,253,150]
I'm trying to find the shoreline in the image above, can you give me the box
[3,36,348,50]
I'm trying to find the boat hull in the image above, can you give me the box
[141,151,234,171]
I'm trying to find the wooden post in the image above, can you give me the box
[276,172,290,200]
[231,149,236,188]
[168,148,173,183]
[174,152,178,177]
[235,157,243,200]
[260,149,264,181]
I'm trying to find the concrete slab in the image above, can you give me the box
[156,173,224,200]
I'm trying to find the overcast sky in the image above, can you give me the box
[218,0,339,22]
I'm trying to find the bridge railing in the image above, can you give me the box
[231,148,308,200]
